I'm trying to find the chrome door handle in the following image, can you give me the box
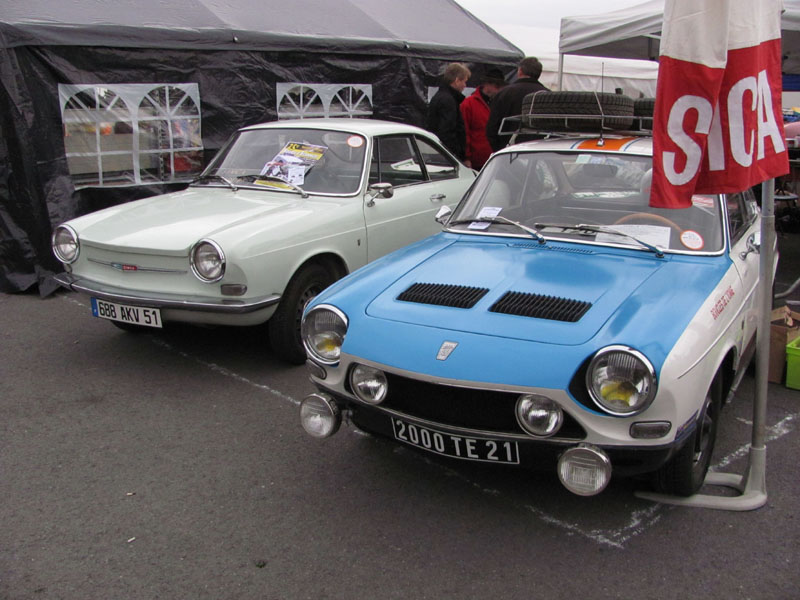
[430,194,446,202]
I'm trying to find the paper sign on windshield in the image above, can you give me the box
[258,142,327,188]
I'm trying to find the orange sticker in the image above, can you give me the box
[347,136,364,148]
[680,230,704,250]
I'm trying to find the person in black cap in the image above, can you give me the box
[426,62,471,163]
[485,57,549,152]
[460,68,507,170]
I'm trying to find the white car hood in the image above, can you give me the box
[73,187,336,255]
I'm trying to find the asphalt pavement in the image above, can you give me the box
[2,232,800,599]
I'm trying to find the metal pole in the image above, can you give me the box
[754,180,775,451]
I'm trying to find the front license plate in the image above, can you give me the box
[91,298,162,328]
[391,418,519,464]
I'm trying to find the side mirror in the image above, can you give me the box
[435,205,452,225]
[740,231,761,260]
[366,182,394,207]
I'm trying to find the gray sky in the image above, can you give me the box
[453,0,652,56]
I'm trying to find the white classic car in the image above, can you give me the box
[52,119,476,362]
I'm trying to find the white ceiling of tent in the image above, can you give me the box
[559,0,800,74]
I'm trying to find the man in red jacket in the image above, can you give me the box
[460,68,506,170]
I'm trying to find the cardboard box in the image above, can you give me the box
[770,306,800,383]
[786,337,800,390]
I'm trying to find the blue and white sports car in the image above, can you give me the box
[298,133,765,497]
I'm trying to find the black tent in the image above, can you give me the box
[0,0,522,294]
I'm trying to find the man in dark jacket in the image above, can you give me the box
[426,63,471,163]
[485,56,549,152]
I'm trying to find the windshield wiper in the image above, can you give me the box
[191,174,238,191]
[238,174,309,198]
[448,215,547,244]
[534,222,665,258]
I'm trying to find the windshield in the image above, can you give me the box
[450,150,724,253]
[196,128,367,195]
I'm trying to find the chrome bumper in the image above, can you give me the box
[53,272,281,314]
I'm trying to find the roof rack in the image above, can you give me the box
[496,90,654,145]
[498,114,654,145]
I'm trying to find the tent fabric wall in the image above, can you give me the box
[0,0,522,294]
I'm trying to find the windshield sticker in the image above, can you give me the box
[691,195,716,209]
[260,142,327,186]
[595,224,671,248]
[347,135,364,148]
[572,191,638,199]
[468,206,502,229]
[680,230,705,250]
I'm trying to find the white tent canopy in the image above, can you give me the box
[539,53,657,98]
[559,0,800,74]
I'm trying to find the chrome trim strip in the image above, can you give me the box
[88,258,187,274]
[53,272,281,314]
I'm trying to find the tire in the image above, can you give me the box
[652,375,722,496]
[634,97,655,130]
[269,262,335,364]
[521,91,634,131]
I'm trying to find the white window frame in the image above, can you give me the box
[59,83,203,188]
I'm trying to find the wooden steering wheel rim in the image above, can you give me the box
[614,212,682,233]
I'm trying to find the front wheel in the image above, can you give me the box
[269,263,335,364]
[652,375,722,496]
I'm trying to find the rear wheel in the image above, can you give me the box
[269,263,335,364]
[652,375,722,496]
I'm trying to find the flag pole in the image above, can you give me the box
[637,181,773,510]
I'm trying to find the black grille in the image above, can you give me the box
[397,283,489,309]
[379,372,586,439]
[510,242,595,255]
[490,291,591,322]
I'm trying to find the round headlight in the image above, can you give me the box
[302,305,348,364]
[515,394,563,437]
[586,346,656,416]
[350,364,388,405]
[191,239,225,282]
[300,393,342,438]
[52,225,79,264]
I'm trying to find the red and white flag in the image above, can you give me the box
[650,0,789,208]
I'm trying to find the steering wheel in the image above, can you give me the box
[614,212,683,235]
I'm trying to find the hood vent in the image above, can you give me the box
[509,242,595,255]
[490,291,591,322]
[397,283,489,309]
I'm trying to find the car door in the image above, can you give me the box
[364,134,469,261]
[727,188,761,353]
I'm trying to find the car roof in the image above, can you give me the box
[241,118,432,138]
[499,134,654,156]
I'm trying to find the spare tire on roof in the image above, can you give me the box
[521,91,634,131]
[634,97,656,131]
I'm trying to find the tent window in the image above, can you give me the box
[59,83,203,188]
[277,83,372,119]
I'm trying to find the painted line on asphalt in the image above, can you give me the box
[60,295,299,405]
[150,337,300,406]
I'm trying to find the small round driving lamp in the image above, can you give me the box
[191,239,225,282]
[300,393,341,438]
[350,364,388,405]
[515,394,563,437]
[558,444,612,496]
[52,225,79,264]
[586,345,656,416]
[302,305,348,365]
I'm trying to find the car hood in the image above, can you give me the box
[362,237,726,347]
[71,187,339,255]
